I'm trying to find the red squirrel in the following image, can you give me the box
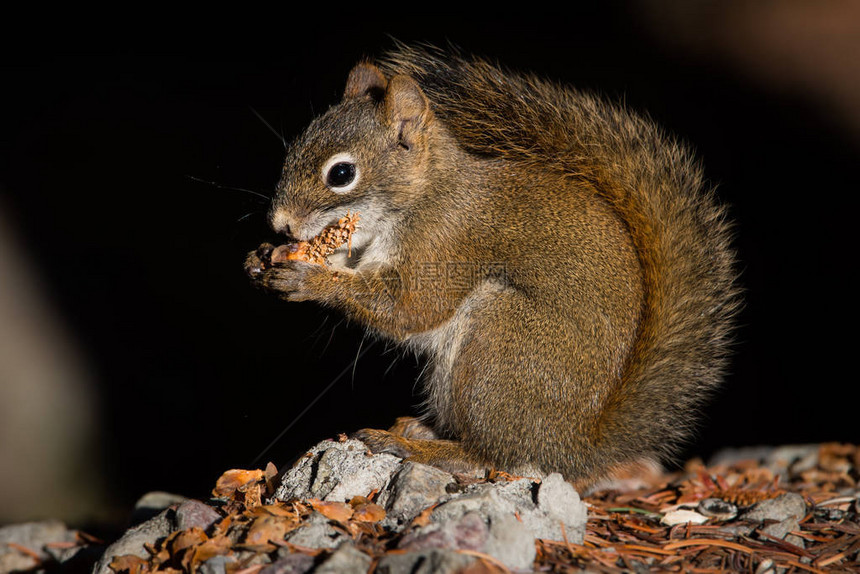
[245,44,740,489]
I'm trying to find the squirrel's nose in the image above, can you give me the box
[269,208,298,240]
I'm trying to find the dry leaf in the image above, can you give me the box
[308,499,354,523]
[167,528,208,553]
[212,469,265,499]
[352,502,386,523]
[243,515,292,551]
[190,535,232,566]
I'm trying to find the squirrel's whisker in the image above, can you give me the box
[249,106,287,149]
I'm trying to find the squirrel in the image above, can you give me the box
[245,44,741,490]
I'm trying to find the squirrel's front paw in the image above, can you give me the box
[245,247,324,302]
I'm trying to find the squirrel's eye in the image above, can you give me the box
[327,162,356,188]
[322,153,360,193]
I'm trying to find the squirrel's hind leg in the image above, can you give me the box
[351,427,488,474]
[387,416,440,440]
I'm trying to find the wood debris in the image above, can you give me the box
[550,442,860,573]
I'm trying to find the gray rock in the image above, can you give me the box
[419,486,537,571]
[534,473,588,542]
[708,446,780,467]
[377,461,455,528]
[768,445,819,474]
[315,543,372,574]
[284,511,347,550]
[93,509,175,574]
[469,474,586,544]
[0,520,78,572]
[482,511,537,571]
[744,493,807,523]
[199,554,239,574]
[86,439,586,574]
[376,548,477,574]
[697,498,738,521]
[233,549,273,568]
[176,499,221,532]
[130,491,187,526]
[707,445,820,477]
[259,552,316,574]
[391,472,586,571]
[399,511,489,552]
[760,516,805,549]
[274,439,401,503]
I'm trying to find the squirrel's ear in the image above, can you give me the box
[384,75,431,150]
[344,62,387,100]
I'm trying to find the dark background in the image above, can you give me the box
[2,3,858,534]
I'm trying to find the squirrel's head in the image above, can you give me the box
[269,62,435,255]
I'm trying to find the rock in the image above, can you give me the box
[0,520,78,572]
[284,512,347,550]
[233,549,273,568]
[768,445,819,474]
[707,445,821,478]
[315,543,372,574]
[381,471,587,571]
[760,516,805,549]
[129,491,187,526]
[176,499,221,531]
[708,446,780,467]
[660,509,709,526]
[813,506,846,522]
[482,511,537,571]
[697,498,738,521]
[93,509,175,574]
[377,461,455,528]
[399,511,489,552]
[83,438,589,574]
[274,439,401,503]
[415,486,537,571]
[743,493,807,523]
[533,473,588,542]
[199,554,239,574]
[375,548,477,574]
[459,474,586,544]
[259,552,316,574]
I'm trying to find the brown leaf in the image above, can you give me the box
[409,504,437,528]
[167,528,208,554]
[308,499,354,523]
[162,528,209,571]
[192,534,232,562]
[212,469,265,499]
[244,515,292,551]
[352,502,386,523]
[257,503,299,518]
[143,540,170,567]
[264,462,279,495]
[242,484,263,508]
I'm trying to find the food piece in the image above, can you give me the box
[269,211,360,266]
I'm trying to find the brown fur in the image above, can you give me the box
[245,44,741,488]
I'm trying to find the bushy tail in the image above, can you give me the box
[380,44,742,466]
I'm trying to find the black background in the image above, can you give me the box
[2,6,858,532]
